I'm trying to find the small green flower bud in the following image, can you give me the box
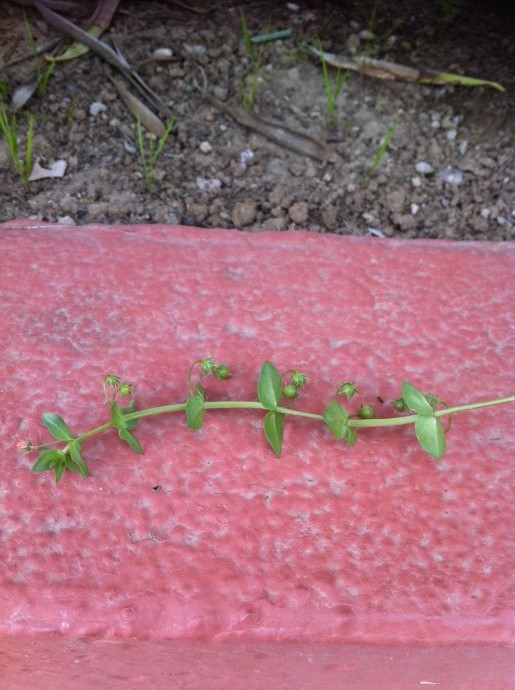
[291,371,308,389]
[358,404,374,419]
[104,374,121,388]
[200,358,217,375]
[215,364,231,380]
[283,384,298,400]
[337,382,358,400]
[118,382,134,398]
[393,398,407,412]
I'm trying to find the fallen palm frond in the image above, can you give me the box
[46,0,121,62]
[308,46,505,92]
[31,0,174,119]
[108,75,166,138]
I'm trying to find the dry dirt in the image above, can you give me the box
[1,0,514,240]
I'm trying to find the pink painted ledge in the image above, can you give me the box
[0,221,514,689]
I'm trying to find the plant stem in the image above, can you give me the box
[72,394,514,446]
[434,395,514,416]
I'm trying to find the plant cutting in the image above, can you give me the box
[19,358,514,484]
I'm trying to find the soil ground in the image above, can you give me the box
[1,0,514,240]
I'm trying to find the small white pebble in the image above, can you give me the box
[199,141,213,154]
[57,215,76,225]
[415,161,433,175]
[458,140,468,156]
[438,166,464,186]
[446,129,457,141]
[152,47,173,59]
[366,227,385,238]
[240,148,254,165]
[480,208,491,219]
[196,177,222,193]
[411,176,422,188]
[89,101,107,117]
[411,203,420,215]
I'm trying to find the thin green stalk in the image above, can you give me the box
[316,38,349,113]
[24,12,55,96]
[136,113,176,193]
[239,10,268,111]
[0,103,34,190]
[371,121,397,173]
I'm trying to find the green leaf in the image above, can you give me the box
[42,413,74,441]
[68,440,89,477]
[120,400,138,430]
[54,460,66,483]
[415,415,447,460]
[119,428,143,454]
[263,410,285,456]
[258,361,283,410]
[110,402,126,430]
[323,400,349,440]
[186,394,205,430]
[402,382,433,415]
[31,449,63,472]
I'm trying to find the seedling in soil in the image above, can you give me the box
[136,112,176,193]
[239,10,268,111]
[371,121,397,173]
[19,358,514,483]
[0,100,34,191]
[23,13,55,97]
[440,0,461,25]
[316,37,350,114]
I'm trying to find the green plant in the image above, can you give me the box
[316,38,350,114]
[19,358,514,484]
[440,0,461,24]
[23,13,55,97]
[360,2,411,56]
[371,121,397,173]
[136,112,176,193]
[239,10,268,111]
[0,101,34,190]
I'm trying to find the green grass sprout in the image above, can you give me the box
[371,121,397,173]
[316,38,350,114]
[0,100,35,190]
[239,10,269,111]
[23,12,55,97]
[136,112,177,193]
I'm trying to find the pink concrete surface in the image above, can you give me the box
[0,221,514,688]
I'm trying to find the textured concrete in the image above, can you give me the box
[0,221,514,687]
